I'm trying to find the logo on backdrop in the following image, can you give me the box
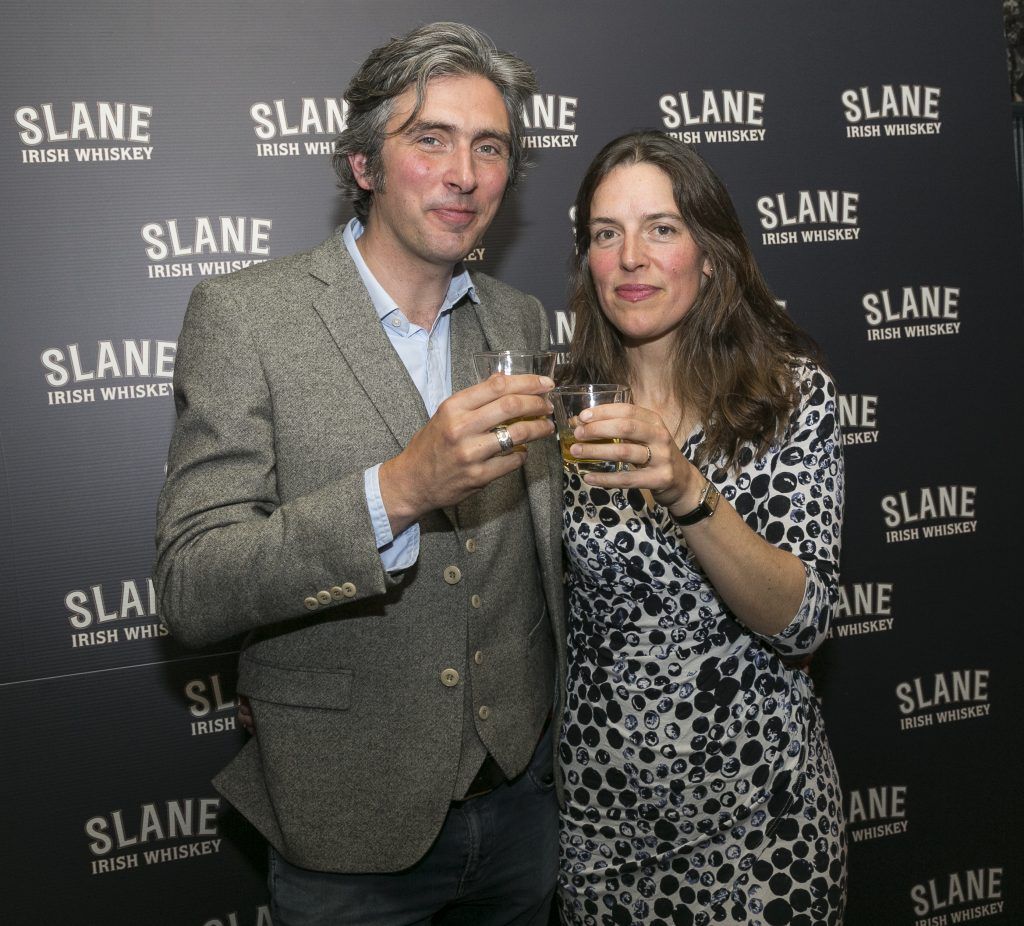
[65,577,166,650]
[552,308,574,351]
[841,84,942,138]
[659,89,766,144]
[201,908,272,926]
[881,485,976,544]
[845,784,908,842]
[839,393,878,446]
[829,581,894,639]
[41,339,176,406]
[896,668,991,731]
[863,284,961,341]
[757,190,860,245]
[250,96,347,157]
[184,673,238,737]
[85,797,222,875]
[142,216,273,279]
[521,92,579,149]
[911,866,1004,924]
[15,101,154,165]
[461,242,487,264]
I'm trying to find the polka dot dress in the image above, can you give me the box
[557,362,847,926]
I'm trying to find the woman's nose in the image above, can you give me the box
[620,234,646,270]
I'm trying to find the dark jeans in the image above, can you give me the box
[269,731,558,926]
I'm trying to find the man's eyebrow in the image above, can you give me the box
[402,120,455,137]
[403,120,513,147]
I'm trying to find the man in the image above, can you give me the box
[155,22,564,926]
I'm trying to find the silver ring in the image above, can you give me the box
[493,425,515,455]
[641,444,652,467]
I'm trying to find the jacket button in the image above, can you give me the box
[465,538,477,553]
[303,596,319,610]
[478,705,491,720]
[473,650,484,665]
[341,581,357,598]
[470,594,482,608]
[440,668,460,687]
[329,586,345,600]
[316,590,332,605]
[443,565,462,585]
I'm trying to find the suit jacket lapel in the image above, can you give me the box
[463,282,559,592]
[307,232,428,451]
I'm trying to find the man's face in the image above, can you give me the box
[350,73,512,274]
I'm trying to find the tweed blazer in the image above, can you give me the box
[155,228,565,872]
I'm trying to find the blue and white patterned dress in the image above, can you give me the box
[557,361,847,926]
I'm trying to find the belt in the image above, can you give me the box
[458,752,508,802]
[452,713,552,805]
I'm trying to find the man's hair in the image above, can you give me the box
[332,22,537,221]
[562,131,824,471]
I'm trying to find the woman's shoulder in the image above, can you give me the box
[787,356,838,401]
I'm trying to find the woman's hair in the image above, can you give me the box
[562,131,823,470]
[332,22,537,221]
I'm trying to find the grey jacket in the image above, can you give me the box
[155,228,565,872]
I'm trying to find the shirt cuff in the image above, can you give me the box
[364,464,419,572]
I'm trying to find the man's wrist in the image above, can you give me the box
[378,456,422,536]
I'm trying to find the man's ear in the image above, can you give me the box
[348,153,374,191]
[703,257,712,277]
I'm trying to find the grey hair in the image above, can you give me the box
[332,22,537,221]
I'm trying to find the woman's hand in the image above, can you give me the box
[570,403,705,514]
[571,401,807,637]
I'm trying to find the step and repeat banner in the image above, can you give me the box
[2,2,1022,924]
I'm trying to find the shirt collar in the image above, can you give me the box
[342,217,478,325]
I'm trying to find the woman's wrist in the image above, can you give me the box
[669,477,721,526]
[665,462,707,519]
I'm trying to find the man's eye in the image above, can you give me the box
[418,136,442,147]
[592,228,616,242]
[477,143,505,157]
[653,224,676,236]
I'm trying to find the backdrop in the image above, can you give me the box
[2,2,1022,924]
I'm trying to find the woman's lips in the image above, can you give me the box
[615,284,659,302]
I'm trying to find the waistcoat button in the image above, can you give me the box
[440,668,460,687]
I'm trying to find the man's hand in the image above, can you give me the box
[379,373,555,534]
[237,695,255,736]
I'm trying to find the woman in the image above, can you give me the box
[557,132,846,926]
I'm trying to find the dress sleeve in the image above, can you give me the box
[752,361,845,659]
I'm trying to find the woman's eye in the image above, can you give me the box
[653,224,676,236]
[593,228,616,242]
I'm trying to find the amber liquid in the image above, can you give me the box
[559,431,621,468]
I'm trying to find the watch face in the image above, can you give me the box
[675,480,719,526]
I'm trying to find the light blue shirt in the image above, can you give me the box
[345,217,479,572]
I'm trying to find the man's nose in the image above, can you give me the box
[444,144,478,193]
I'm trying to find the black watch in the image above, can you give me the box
[674,478,721,526]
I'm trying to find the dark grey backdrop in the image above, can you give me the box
[2,2,1022,924]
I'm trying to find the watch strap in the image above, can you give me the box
[674,478,720,526]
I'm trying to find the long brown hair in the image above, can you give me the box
[562,131,822,470]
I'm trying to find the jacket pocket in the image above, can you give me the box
[237,657,353,710]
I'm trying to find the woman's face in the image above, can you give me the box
[587,161,709,348]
